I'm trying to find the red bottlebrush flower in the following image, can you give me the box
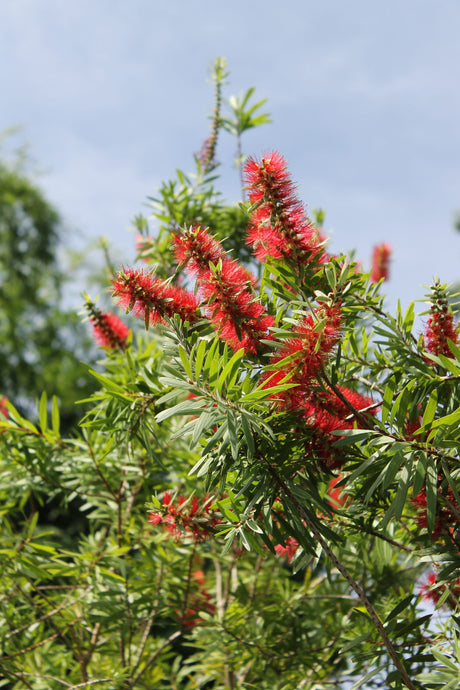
[424,296,459,358]
[308,387,376,424]
[244,152,327,266]
[86,301,130,351]
[272,378,375,469]
[327,475,349,508]
[173,225,224,276]
[112,267,200,327]
[173,225,274,353]
[419,571,438,603]
[274,537,300,563]
[370,243,392,282]
[245,150,293,205]
[196,136,217,171]
[312,386,376,468]
[425,312,458,357]
[148,493,221,542]
[200,258,275,354]
[412,484,460,541]
[419,571,460,609]
[263,303,342,406]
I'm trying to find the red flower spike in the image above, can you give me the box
[92,311,129,351]
[425,312,459,358]
[309,387,376,423]
[148,493,221,542]
[244,152,327,265]
[274,537,300,563]
[327,475,349,508]
[370,243,392,282]
[302,387,376,468]
[112,268,200,326]
[173,226,224,276]
[196,255,274,354]
[173,224,274,353]
[419,571,460,609]
[264,303,342,405]
[85,300,130,351]
[412,484,460,541]
[176,585,216,629]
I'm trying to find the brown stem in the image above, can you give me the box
[320,369,374,429]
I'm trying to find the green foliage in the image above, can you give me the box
[0,150,96,430]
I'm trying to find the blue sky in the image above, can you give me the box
[1,0,460,315]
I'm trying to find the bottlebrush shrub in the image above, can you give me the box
[1,59,460,690]
[113,148,460,689]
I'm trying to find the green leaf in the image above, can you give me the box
[241,414,255,457]
[226,409,239,460]
[382,465,410,527]
[447,338,460,360]
[413,452,427,498]
[421,388,438,428]
[384,594,414,623]
[402,301,415,334]
[192,409,218,445]
[425,456,438,534]
[430,407,460,430]
[155,399,206,423]
[38,391,47,433]
[178,344,193,381]
[194,338,207,381]
[424,351,460,375]
[51,395,60,435]
[389,382,414,429]
[217,347,244,395]
[202,337,220,386]
[430,649,460,673]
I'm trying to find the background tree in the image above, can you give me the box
[0,140,96,431]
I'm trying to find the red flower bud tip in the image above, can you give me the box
[112,268,200,327]
[85,301,129,351]
[370,243,392,282]
[244,151,327,266]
